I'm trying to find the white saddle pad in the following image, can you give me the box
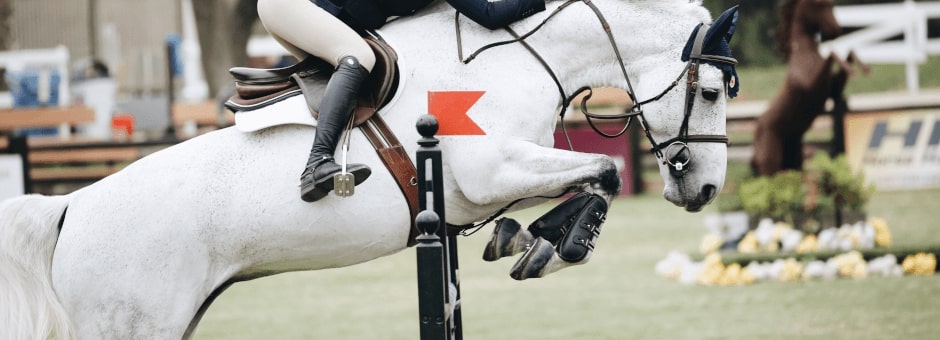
[233,95,316,132]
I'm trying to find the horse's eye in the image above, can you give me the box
[701,89,719,102]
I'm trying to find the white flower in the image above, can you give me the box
[679,262,703,285]
[755,218,776,246]
[818,228,837,251]
[746,261,769,282]
[859,222,876,249]
[655,251,692,280]
[867,254,902,277]
[803,260,829,280]
[780,229,804,253]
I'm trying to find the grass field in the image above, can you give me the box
[193,188,940,339]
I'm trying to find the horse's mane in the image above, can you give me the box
[776,0,799,60]
[421,0,711,24]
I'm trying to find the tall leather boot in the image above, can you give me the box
[299,56,372,202]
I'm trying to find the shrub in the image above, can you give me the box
[733,152,874,231]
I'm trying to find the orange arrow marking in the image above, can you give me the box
[428,91,486,135]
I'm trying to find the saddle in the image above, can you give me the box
[224,36,399,126]
[225,35,421,247]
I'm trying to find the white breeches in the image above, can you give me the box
[257,0,376,72]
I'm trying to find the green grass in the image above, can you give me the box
[193,189,940,339]
[735,56,940,101]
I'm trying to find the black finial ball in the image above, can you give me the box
[416,114,439,137]
[415,210,441,235]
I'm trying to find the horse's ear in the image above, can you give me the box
[706,5,738,45]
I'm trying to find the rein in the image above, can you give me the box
[451,0,734,233]
[454,0,733,171]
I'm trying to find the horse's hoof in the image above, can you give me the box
[483,218,522,261]
[509,237,555,280]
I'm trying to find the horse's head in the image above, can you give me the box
[802,0,841,39]
[631,5,739,212]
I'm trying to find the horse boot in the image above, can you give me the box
[527,191,594,244]
[299,56,372,202]
[509,192,608,280]
[483,192,594,262]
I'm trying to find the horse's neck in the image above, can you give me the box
[517,1,704,90]
[388,1,705,92]
[786,25,824,66]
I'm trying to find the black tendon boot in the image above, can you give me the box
[299,56,372,202]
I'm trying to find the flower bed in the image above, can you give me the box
[655,217,938,285]
[656,153,936,285]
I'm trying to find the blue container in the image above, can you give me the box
[5,68,60,108]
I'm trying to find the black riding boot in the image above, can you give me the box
[299,56,372,202]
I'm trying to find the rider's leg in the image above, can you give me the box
[299,56,372,202]
[257,0,377,69]
[257,0,376,202]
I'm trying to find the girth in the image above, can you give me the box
[360,115,421,247]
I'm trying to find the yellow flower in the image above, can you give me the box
[851,261,868,279]
[779,258,803,282]
[697,253,725,285]
[833,251,865,278]
[700,233,723,255]
[796,234,818,254]
[737,232,758,254]
[739,267,756,285]
[763,241,780,253]
[903,253,937,276]
[718,263,743,286]
[870,217,892,247]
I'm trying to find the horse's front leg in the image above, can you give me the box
[445,138,621,209]
[829,51,870,101]
[827,52,853,101]
[445,139,621,280]
[846,50,871,75]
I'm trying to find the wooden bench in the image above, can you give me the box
[0,102,233,194]
[0,105,95,131]
[27,145,140,182]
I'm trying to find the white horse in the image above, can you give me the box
[0,1,737,338]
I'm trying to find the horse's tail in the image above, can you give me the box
[0,194,73,340]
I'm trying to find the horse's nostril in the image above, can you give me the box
[702,184,717,201]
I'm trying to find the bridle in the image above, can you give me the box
[455,0,736,178]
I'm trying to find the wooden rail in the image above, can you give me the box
[173,101,233,126]
[0,106,95,130]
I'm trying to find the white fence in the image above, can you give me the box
[819,0,940,93]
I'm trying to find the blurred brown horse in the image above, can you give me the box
[751,0,868,175]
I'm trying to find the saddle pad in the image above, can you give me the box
[233,95,316,132]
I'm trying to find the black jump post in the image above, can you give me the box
[415,114,463,340]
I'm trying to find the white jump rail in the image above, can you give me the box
[819,0,940,93]
[0,45,71,107]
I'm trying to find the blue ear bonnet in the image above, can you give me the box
[681,6,739,98]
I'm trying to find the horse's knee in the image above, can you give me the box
[592,159,621,196]
[598,168,623,195]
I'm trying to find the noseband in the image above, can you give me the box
[455,0,736,177]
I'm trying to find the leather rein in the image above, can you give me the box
[455,0,735,177]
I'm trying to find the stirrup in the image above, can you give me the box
[300,161,372,202]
